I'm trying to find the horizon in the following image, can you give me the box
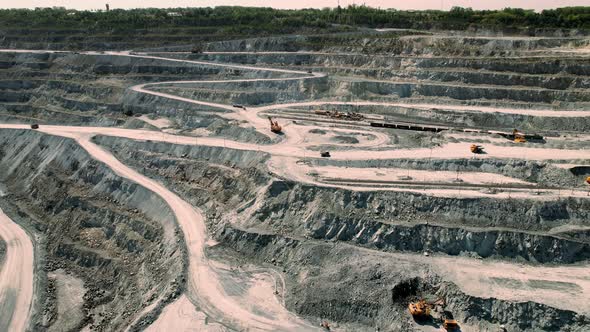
[3,1,590,12]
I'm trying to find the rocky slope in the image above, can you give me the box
[0,130,185,331]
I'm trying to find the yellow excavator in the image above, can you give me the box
[408,299,433,318]
[268,117,282,134]
[409,299,459,331]
[513,129,526,143]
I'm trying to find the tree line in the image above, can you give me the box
[0,6,588,33]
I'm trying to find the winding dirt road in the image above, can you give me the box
[2,124,589,162]
[0,209,34,332]
[75,136,315,331]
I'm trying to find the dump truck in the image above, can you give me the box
[268,117,282,134]
[442,311,459,331]
[470,144,483,154]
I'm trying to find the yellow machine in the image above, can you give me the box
[513,129,526,143]
[470,144,483,154]
[408,300,432,318]
[442,310,460,331]
[586,176,590,185]
[268,117,282,134]
[409,299,460,331]
[443,318,459,331]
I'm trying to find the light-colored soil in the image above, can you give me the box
[431,255,590,314]
[268,156,590,199]
[146,295,226,332]
[137,115,172,129]
[47,269,85,332]
[310,165,531,186]
[0,208,34,332]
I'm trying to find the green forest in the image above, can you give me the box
[1,6,589,33]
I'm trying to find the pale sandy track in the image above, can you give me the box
[268,156,590,199]
[255,100,590,117]
[2,124,589,163]
[0,209,34,332]
[2,123,589,200]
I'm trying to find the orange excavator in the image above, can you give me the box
[268,117,282,134]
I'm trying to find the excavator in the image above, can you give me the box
[409,298,459,331]
[513,129,527,143]
[470,144,483,154]
[408,299,433,318]
[268,117,282,134]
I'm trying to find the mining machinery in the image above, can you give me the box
[513,129,527,143]
[409,298,459,331]
[470,144,483,154]
[268,117,282,133]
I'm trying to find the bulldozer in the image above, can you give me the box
[513,129,526,143]
[268,117,282,134]
[470,144,483,154]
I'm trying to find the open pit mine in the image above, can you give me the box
[1,11,590,332]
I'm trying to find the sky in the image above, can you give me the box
[2,0,589,11]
